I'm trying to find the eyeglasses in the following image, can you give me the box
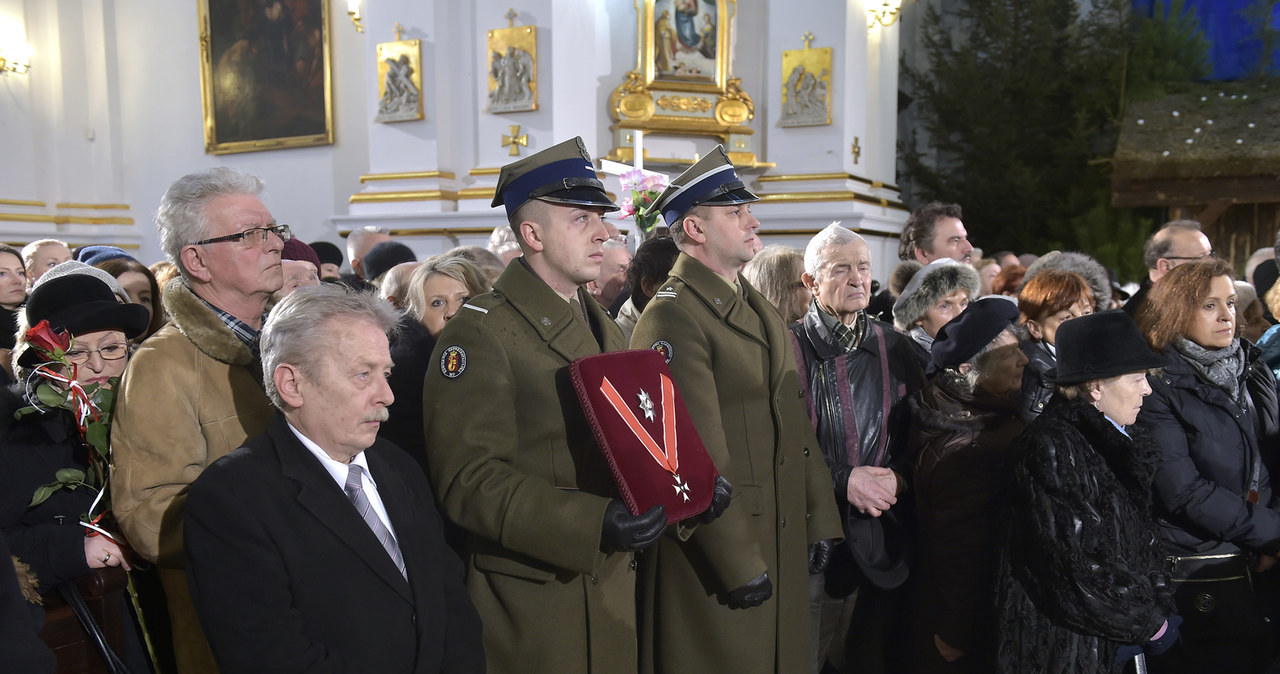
[191,224,292,248]
[608,235,627,245]
[1163,250,1215,262]
[65,342,129,365]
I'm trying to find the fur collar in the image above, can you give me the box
[161,279,256,366]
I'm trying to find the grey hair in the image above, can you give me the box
[346,225,390,263]
[260,285,400,409]
[378,261,421,305]
[803,222,866,278]
[487,224,521,258]
[20,239,68,269]
[405,255,490,324]
[156,168,265,281]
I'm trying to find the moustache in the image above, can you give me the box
[364,408,390,423]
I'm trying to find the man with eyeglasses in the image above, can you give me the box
[1124,219,1214,318]
[112,167,286,673]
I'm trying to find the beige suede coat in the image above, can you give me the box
[111,280,274,674]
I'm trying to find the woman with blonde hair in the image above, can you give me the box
[1135,259,1280,672]
[381,255,489,474]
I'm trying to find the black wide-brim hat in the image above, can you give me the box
[20,274,149,365]
[492,137,619,218]
[1048,310,1164,385]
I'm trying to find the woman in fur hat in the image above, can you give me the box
[892,258,981,367]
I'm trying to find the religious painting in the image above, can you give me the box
[197,0,334,154]
[779,36,832,128]
[643,0,730,92]
[486,13,538,114]
[375,39,424,123]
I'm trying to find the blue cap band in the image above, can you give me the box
[661,167,743,226]
[501,157,600,218]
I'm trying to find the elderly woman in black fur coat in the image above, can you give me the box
[908,298,1027,672]
[995,311,1178,673]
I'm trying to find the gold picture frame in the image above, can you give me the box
[779,34,832,127]
[644,0,730,92]
[375,39,424,123]
[486,12,538,114]
[607,0,762,167]
[197,0,334,154]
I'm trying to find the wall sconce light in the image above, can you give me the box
[867,0,903,30]
[0,43,31,75]
[347,0,366,33]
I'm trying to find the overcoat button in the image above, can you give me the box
[803,448,810,457]
[805,512,812,520]
[781,517,788,528]
[779,455,786,465]
[630,559,638,571]
[797,389,804,398]
[590,575,598,585]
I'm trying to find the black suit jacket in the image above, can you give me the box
[184,413,484,673]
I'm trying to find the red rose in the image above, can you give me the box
[25,320,71,357]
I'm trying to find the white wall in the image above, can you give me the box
[0,0,911,279]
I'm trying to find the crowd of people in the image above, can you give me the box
[5,138,1280,674]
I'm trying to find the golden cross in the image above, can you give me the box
[506,8,518,28]
[502,125,528,156]
[802,31,815,49]
[851,136,861,164]
[393,22,404,41]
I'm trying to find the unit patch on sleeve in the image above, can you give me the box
[440,345,468,379]
[650,340,674,365]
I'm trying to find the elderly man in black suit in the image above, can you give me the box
[183,285,483,673]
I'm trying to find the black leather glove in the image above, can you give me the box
[725,572,772,609]
[1146,614,1182,657]
[600,501,666,552]
[808,540,832,575]
[697,475,733,524]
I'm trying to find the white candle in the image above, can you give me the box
[634,130,644,171]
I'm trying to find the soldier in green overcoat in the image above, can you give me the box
[421,138,669,673]
[631,147,843,673]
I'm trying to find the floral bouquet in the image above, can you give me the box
[619,168,669,235]
[17,320,118,538]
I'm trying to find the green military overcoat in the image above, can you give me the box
[422,259,636,673]
[631,252,842,674]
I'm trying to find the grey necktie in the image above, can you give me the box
[344,464,407,580]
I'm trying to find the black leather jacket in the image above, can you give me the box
[1019,340,1056,422]
[790,308,926,590]
[789,309,926,490]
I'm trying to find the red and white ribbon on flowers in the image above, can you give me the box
[599,373,678,476]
